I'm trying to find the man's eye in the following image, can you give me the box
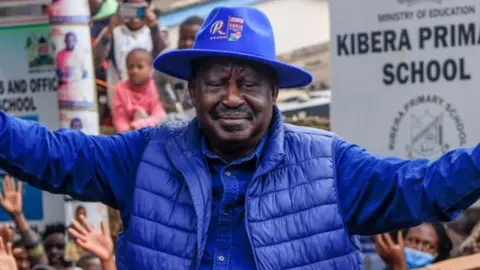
[207,81,222,87]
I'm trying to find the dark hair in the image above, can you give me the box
[180,16,204,27]
[65,32,76,40]
[43,223,66,239]
[126,48,152,63]
[404,223,452,263]
[13,239,24,249]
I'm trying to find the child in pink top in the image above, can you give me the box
[112,48,167,132]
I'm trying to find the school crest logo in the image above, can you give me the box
[388,94,467,159]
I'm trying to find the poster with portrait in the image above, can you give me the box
[64,197,109,262]
[51,24,96,109]
[60,110,99,135]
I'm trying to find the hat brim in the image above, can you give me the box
[153,49,313,89]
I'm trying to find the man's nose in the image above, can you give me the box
[222,84,244,108]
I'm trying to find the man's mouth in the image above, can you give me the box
[218,113,249,120]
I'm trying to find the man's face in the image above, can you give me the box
[189,58,278,152]
[75,207,86,220]
[13,246,30,270]
[178,24,201,50]
[44,233,66,268]
[71,119,82,130]
[65,34,76,51]
[124,0,146,30]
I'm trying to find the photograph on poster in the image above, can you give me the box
[60,110,99,135]
[52,25,95,109]
[64,199,108,262]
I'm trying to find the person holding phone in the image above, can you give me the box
[93,0,167,106]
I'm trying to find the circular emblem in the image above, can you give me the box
[388,94,467,158]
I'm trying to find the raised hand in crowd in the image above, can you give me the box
[375,231,406,270]
[0,225,16,270]
[0,175,48,266]
[0,175,22,216]
[68,215,116,270]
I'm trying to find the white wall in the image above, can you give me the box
[165,0,330,55]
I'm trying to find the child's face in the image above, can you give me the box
[126,52,152,85]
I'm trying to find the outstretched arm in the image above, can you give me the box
[335,137,480,235]
[0,111,153,209]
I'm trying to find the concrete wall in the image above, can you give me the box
[162,0,330,55]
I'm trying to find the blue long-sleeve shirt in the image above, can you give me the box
[0,111,479,247]
[199,135,266,269]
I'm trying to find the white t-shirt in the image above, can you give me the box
[107,25,153,104]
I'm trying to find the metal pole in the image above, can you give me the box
[48,0,109,262]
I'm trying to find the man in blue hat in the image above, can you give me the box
[1,6,480,270]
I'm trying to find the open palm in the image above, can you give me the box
[0,176,22,215]
[0,225,16,270]
[68,215,113,261]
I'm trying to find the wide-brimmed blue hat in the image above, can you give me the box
[153,6,313,88]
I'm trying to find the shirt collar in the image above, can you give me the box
[201,133,267,166]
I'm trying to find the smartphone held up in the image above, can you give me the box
[121,2,147,19]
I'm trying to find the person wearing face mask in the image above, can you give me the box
[375,223,453,269]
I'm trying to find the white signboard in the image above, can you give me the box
[0,17,65,231]
[330,0,478,160]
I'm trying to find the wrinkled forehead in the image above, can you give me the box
[192,57,276,81]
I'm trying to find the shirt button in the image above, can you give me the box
[225,171,231,177]
[218,255,225,262]
[222,208,230,215]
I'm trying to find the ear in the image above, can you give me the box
[271,86,279,105]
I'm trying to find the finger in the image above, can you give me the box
[79,215,93,232]
[71,219,87,235]
[17,181,22,195]
[68,228,87,242]
[375,234,388,252]
[5,175,13,191]
[2,176,7,193]
[100,221,107,236]
[384,232,395,247]
[0,237,6,253]
[7,227,13,242]
[75,238,89,250]
[397,230,404,247]
[6,242,12,256]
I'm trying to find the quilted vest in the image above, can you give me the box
[114,108,363,269]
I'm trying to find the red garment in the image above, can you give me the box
[112,77,167,132]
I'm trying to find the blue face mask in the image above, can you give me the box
[404,247,436,269]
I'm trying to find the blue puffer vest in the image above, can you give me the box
[115,107,363,269]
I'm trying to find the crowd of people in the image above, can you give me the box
[1,0,480,269]
[87,0,205,133]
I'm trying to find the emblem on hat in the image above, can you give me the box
[209,16,244,41]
